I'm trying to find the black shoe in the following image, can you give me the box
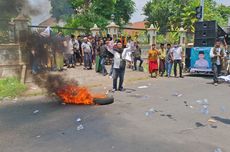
[118,88,126,92]
[180,76,184,78]
[103,73,108,76]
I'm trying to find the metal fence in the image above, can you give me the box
[28,25,86,36]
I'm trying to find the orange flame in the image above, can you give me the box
[56,85,106,105]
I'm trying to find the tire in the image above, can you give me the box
[93,97,114,105]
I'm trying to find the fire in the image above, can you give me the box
[56,85,106,105]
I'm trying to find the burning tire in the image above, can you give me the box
[93,96,114,105]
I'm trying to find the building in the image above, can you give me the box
[39,17,66,27]
[123,21,148,36]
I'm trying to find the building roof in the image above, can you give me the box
[128,21,148,29]
[39,17,57,27]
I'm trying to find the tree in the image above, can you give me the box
[0,0,25,31]
[143,0,230,33]
[113,0,135,25]
[49,0,74,21]
[217,4,230,22]
[143,0,175,34]
[49,0,135,31]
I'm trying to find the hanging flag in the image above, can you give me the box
[40,26,52,37]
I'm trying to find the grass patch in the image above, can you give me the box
[0,77,27,98]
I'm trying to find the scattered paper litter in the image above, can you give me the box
[214,148,222,152]
[208,118,217,124]
[172,93,183,97]
[77,124,84,131]
[76,118,82,122]
[218,75,230,82]
[138,86,148,89]
[33,110,39,114]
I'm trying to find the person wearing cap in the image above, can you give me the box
[66,34,79,68]
[81,37,92,70]
[194,51,209,69]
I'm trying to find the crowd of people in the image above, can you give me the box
[28,31,230,90]
[147,39,230,86]
[147,43,184,78]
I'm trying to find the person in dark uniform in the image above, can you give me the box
[77,35,83,65]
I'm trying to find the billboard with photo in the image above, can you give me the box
[190,47,212,72]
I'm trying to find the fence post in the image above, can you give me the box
[106,22,119,39]
[147,24,157,45]
[179,27,187,47]
[13,14,29,43]
[90,24,100,37]
[8,19,16,43]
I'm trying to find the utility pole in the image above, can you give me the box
[200,0,204,21]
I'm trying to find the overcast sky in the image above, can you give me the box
[131,0,230,22]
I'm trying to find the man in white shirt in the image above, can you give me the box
[112,42,126,92]
[69,34,79,67]
[210,39,225,86]
[65,35,78,68]
[172,44,184,78]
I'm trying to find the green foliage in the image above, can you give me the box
[49,0,135,31]
[143,0,174,34]
[156,34,166,44]
[166,32,180,44]
[0,77,26,98]
[49,0,74,21]
[217,4,230,22]
[157,32,180,45]
[0,0,22,32]
[113,0,135,26]
[0,0,22,19]
[144,0,230,33]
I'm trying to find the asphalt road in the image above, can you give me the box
[0,76,230,152]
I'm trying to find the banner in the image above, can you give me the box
[190,47,212,72]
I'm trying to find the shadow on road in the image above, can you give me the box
[211,116,230,125]
[186,74,213,80]
[0,97,98,133]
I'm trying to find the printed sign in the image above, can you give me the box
[190,47,212,72]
